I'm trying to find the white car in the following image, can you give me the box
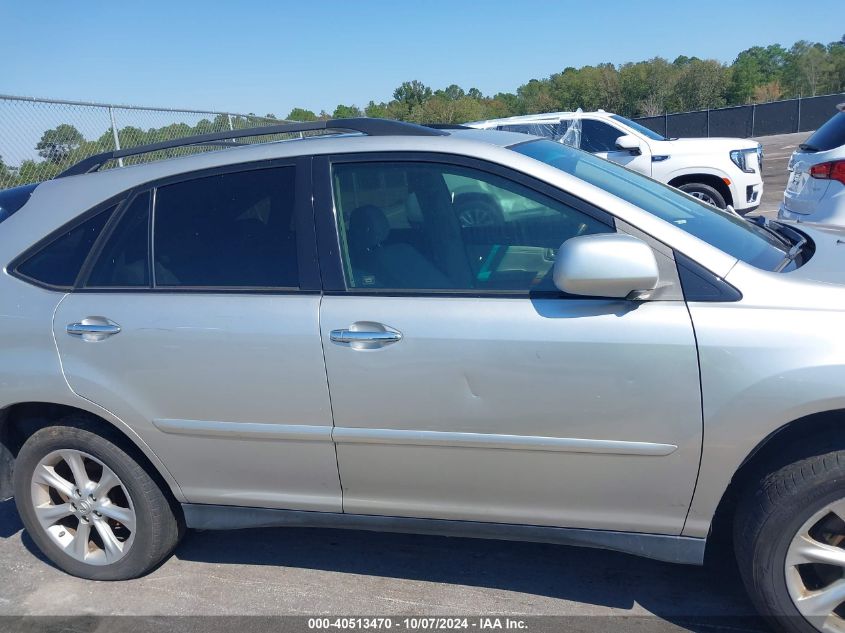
[467,110,763,212]
[779,103,845,225]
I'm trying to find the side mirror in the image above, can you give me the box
[553,233,659,299]
[615,134,642,155]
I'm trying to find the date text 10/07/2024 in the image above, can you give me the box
[307,617,529,630]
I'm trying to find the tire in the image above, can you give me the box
[677,182,727,208]
[453,193,505,227]
[734,447,845,633]
[13,418,183,580]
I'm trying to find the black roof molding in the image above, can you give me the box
[424,123,471,130]
[56,118,449,178]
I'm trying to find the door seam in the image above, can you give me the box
[679,299,706,536]
[317,293,345,512]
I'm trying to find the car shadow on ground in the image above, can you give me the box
[1,498,767,632]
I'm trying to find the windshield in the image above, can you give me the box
[512,139,793,271]
[610,114,668,141]
[801,111,845,152]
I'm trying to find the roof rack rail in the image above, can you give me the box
[424,123,470,130]
[56,118,448,179]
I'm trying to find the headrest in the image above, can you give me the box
[348,205,390,248]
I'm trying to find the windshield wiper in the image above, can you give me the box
[799,143,819,152]
[750,216,792,248]
[770,221,808,272]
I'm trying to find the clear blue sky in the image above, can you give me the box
[1,0,842,116]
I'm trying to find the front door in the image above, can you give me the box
[54,160,342,512]
[317,154,702,535]
[580,118,653,176]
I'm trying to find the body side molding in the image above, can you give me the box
[333,427,678,456]
[152,419,333,442]
[183,503,704,565]
[152,419,677,456]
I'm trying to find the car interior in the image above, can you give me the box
[333,162,607,291]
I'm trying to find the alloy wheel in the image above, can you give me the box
[785,500,845,632]
[29,449,135,565]
[689,191,718,206]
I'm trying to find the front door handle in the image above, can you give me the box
[330,322,403,349]
[67,317,121,342]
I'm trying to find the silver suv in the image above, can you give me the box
[1,119,844,633]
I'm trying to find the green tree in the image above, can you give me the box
[332,104,363,119]
[364,101,390,118]
[517,79,557,114]
[675,59,728,110]
[491,92,522,116]
[286,107,318,121]
[785,41,830,96]
[826,41,845,92]
[436,84,465,101]
[618,58,678,116]
[393,80,433,109]
[36,124,84,164]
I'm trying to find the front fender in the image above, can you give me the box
[682,296,845,537]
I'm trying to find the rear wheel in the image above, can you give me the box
[677,182,727,208]
[13,419,182,580]
[735,448,845,633]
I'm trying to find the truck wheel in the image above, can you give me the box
[678,183,727,208]
[735,448,845,633]
[13,418,183,580]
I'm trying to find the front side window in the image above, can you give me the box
[513,139,792,270]
[153,166,299,288]
[16,204,116,287]
[579,120,625,153]
[610,114,668,141]
[332,161,611,292]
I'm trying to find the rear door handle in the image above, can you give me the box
[330,322,403,349]
[67,317,121,342]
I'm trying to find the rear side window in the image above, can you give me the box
[153,166,298,288]
[87,192,150,287]
[15,205,116,288]
[802,112,845,152]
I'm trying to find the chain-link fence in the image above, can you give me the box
[632,93,845,139]
[0,95,292,190]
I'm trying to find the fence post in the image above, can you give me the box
[664,112,669,137]
[750,104,756,138]
[227,114,234,131]
[108,106,123,167]
[797,96,802,133]
[706,109,710,137]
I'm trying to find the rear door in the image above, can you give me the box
[52,158,342,512]
[315,153,702,535]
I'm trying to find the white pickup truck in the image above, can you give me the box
[467,110,764,212]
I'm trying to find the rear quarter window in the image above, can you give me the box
[14,205,116,288]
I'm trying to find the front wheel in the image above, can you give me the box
[735,449,845,633]
[13,419,183,580]
[677,182,727,208]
